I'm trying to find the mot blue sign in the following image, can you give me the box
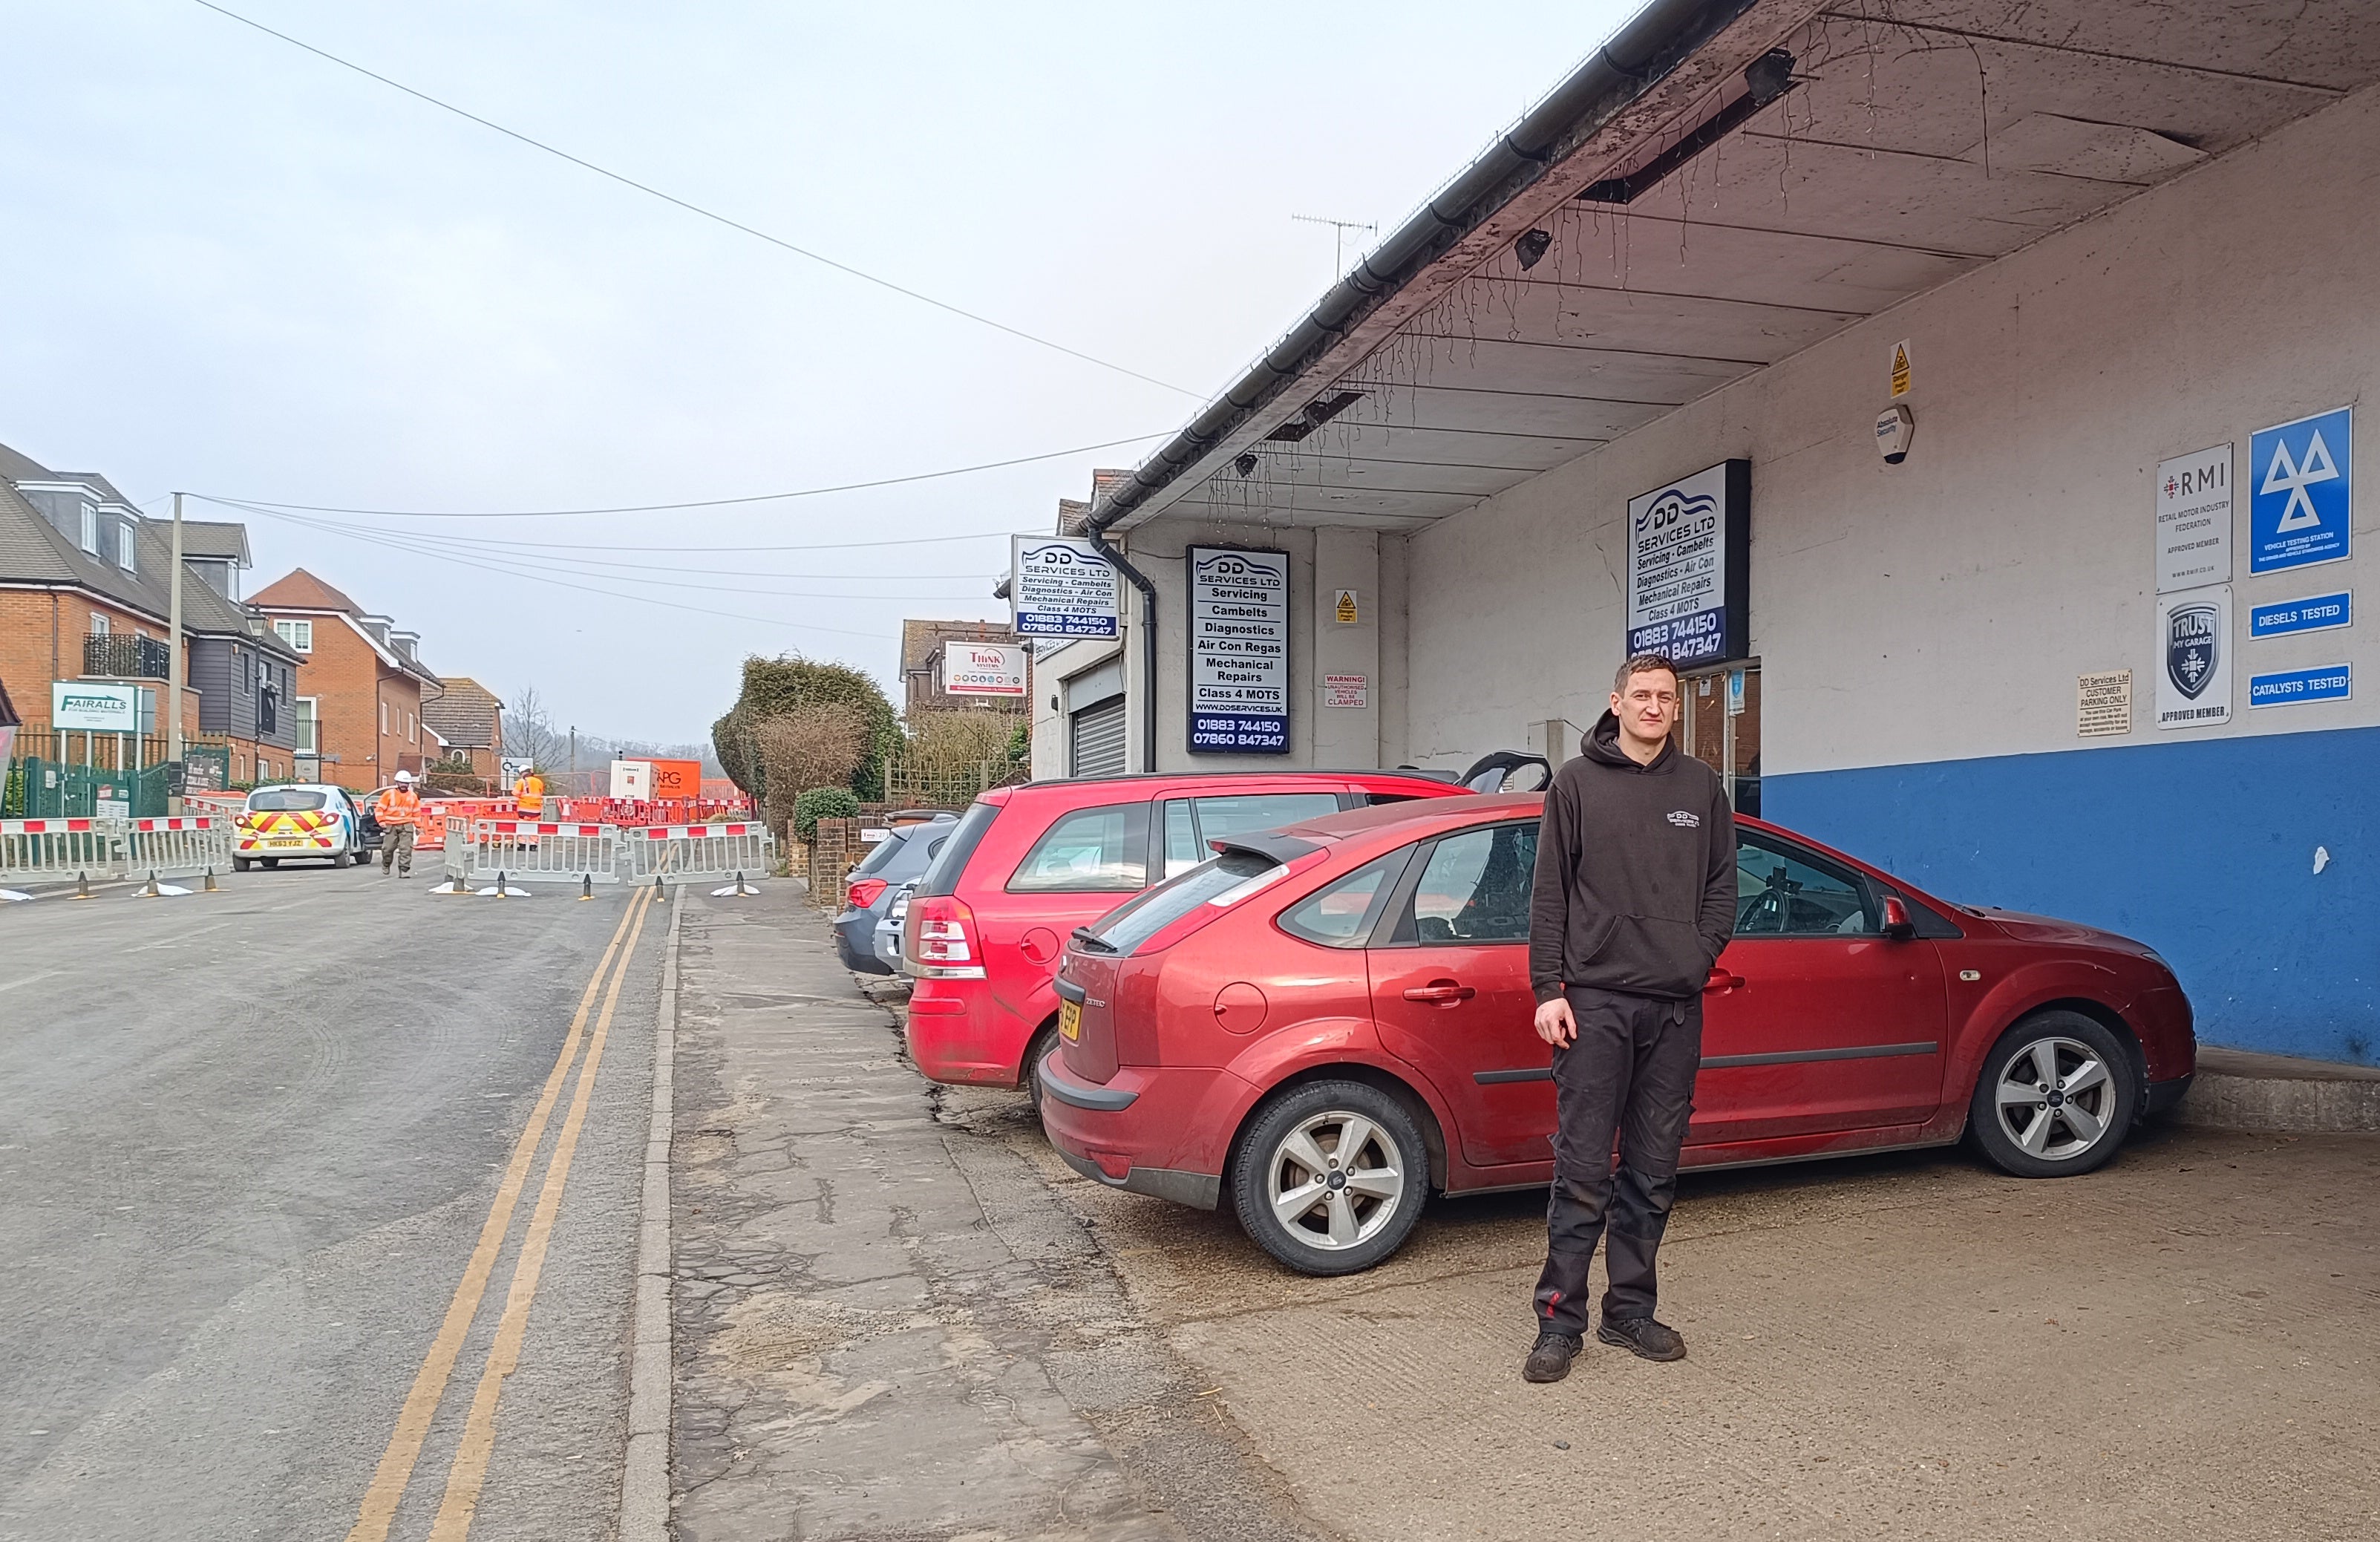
[2248,407,2352,575]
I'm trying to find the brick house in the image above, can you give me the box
[899,618,1026,716]
[421,676,504,780]
[0,442,302,784]
[248,569,442,791]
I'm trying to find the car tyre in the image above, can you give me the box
[1969,1010,2139,1179]
[1232,1079,1428,1276]
[1022,1024,1059,1116]
[261,858,279,870]
[232,857,251,873]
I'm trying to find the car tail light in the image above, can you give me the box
[846,877,888,911]
[906,895,985,980]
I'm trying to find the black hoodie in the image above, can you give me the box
[1528,710,1736,1003]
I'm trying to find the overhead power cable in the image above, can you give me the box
[232,500,995,602]
[229,500,969,641]
[189,1,1200,399]
[201,431,1168,518]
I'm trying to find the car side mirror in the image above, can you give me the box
[1880,896,1916,941]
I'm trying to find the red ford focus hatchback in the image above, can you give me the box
[1039,794,2196,1275]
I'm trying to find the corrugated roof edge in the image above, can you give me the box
[1085,0,1759,536]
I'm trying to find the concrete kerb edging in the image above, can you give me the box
[2175,1048,2380,1134]
[621,894,681,1541]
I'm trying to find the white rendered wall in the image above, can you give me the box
[1399,84,2380,779]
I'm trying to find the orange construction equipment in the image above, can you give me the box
[513,771,546,818]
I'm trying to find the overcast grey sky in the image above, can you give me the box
[3,0,1636,742]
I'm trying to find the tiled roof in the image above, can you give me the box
[422,676,502,748]
[0,472,298,659]
[900,617,1016,675]
[171,521,252,563]
[250,568,364,613]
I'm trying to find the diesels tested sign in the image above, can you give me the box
[1625,460,1750,669]
[1188,546,1289,754]
[1009,536,1120,637]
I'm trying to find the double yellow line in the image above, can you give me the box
[347,884,656,1542]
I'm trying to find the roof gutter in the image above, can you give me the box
[1086,0,1758,537]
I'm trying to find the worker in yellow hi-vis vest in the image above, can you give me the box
[513,768,546,819]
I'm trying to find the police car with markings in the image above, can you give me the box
[233,783,379,871]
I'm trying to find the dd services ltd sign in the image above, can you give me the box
[1188,546,1289,754]
[1625,460,1750,668]
[1009,536,1120,637]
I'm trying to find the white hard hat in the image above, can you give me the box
[393,770,414,783]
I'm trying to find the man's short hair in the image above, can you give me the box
[1614,653,1679,693]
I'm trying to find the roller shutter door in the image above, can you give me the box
[1068,697,1128,777]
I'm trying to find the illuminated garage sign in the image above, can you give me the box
[1625,459,1750,669]
[1188,546,1289,754]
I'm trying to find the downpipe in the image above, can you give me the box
[1088,526,1160,773]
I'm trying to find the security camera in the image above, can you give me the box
[1874,404,1915,465]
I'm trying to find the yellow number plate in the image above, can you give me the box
[1058,999,1081,1043]
[269,837,307,847]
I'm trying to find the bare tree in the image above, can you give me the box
[754,704,870,838]
[506,685,564,771]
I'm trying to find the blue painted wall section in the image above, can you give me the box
[1766,727,2378,1064]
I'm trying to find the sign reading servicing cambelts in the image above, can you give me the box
[1188,545,1289,754]
[1624,459,1750,670]
[1010,535,1120,637]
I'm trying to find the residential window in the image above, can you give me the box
[273,618,313,653]
[408,710,416,742]
[381,700,389,734]
[116,521,136,572]
[79,502,97,553]
[90,612,109,636]
[294,698,318,754]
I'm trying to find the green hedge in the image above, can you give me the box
[793,787,861,843]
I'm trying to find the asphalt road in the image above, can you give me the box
[0,862,664,1542]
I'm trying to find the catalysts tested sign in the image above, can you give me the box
[1625,460,1750,669]
[1188,546,1289,754]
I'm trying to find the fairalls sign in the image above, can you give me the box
[52,682,140,732]
[1624,460,1750,669]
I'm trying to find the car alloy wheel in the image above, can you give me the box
[1232,1079,1427,1275]
[1969,1011,2139,1178]
[1994,1035,2115,1161]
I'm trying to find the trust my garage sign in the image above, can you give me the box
[1626,459,1750,668]
[1188,546,1289,754]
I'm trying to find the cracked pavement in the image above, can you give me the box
[667,889,1323,1542]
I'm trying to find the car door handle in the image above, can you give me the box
[1704,970,1746,994]
[1403,981,1477,1005]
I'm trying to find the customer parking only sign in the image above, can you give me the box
[1626,460,1750,668]
[1188,546,1289,754]
[2248,407,2352,575]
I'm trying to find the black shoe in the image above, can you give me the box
[1597,1315,1686,1361]
[1522,1330,1584,1383]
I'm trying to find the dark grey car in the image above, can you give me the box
[832,814,958,974]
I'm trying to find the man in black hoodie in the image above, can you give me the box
[1521,653,1736,1384]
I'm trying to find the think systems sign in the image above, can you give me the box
[1624,460,1750,670]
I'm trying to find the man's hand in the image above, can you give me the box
[1534,996,1577,1048]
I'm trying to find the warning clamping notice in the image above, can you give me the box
[1188,546,1289,754]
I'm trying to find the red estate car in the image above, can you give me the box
[1039,794,2196,1275]
[900,770,1485,1097]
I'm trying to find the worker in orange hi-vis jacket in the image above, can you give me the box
[376,770,422,878]
[514,768,546,819]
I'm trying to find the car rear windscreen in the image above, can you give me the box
[249,789,329,812]
[913,801,999,898]
[849,829,909,878]
[1083,849,1279,957]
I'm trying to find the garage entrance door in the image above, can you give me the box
[1681,661,1760,816]
[1069,696,1128,777]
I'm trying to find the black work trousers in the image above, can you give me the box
[1531,985,1701,1335]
